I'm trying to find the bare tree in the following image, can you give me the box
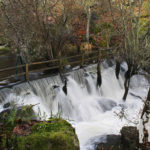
[108,0,150,100]
[0,0,78,62]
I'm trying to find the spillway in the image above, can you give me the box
[0,60,149,150]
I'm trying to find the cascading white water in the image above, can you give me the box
[0,60,149,150]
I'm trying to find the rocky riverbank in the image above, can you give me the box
[96,126,150,150]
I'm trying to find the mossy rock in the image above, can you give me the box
[0,118,80,150]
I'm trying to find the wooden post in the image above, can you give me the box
[25,64,29,81]
[81,53,84,67]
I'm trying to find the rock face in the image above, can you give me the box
[95,135,121,150]
[121,126,139,150]
[0,118,80,150]
[96,126,139,150]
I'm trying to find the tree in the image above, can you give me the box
[108,0,150,100]
[76,0,101,45]
[139,88,150,148]
[0,0,78,62]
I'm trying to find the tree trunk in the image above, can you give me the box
[86,7,91,44]
[115,61,120,79]
[141,88,150,118]
[97,50,102,87]
[123,77,130,100]
[139,88,150,149]
[123,65,133,101]
[62,79,67,95]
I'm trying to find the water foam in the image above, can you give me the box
[0,61,149,150]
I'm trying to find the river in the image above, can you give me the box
[0,60,149,149]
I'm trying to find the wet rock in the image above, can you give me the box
[3,102,10,108]
[95,135,121,150]
[64,65,71,70]
[84,72,89,77]
[95,126,139,150]
[121,126,139,150]
[53,85,59,89]
[102,59,114,69]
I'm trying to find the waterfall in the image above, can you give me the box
[0,60,149,150]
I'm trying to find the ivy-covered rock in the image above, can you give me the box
[0,118,80,150]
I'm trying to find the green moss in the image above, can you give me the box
[15,131,77,150]
[0,118,79,150]
[32,118,74,133]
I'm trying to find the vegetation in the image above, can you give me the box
[0,105,79,150]
[0,1,149,149]
[0,0,149,98]
[108,0,150,100]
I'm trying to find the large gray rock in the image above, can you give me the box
[95,126,139,150]
[121,126,139,150]
[95,135,121,150]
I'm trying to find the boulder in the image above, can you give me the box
[95,135,121,150]
[95,126,139,150]
[121,126,139,150]
[0,118,80,150]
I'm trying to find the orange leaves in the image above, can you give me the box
[13,124,31,136]
[77,29,86,36]
[13,120,39,136]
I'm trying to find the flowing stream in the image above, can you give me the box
[0,60,149,150]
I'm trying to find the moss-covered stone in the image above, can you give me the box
[0,118,80,150]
